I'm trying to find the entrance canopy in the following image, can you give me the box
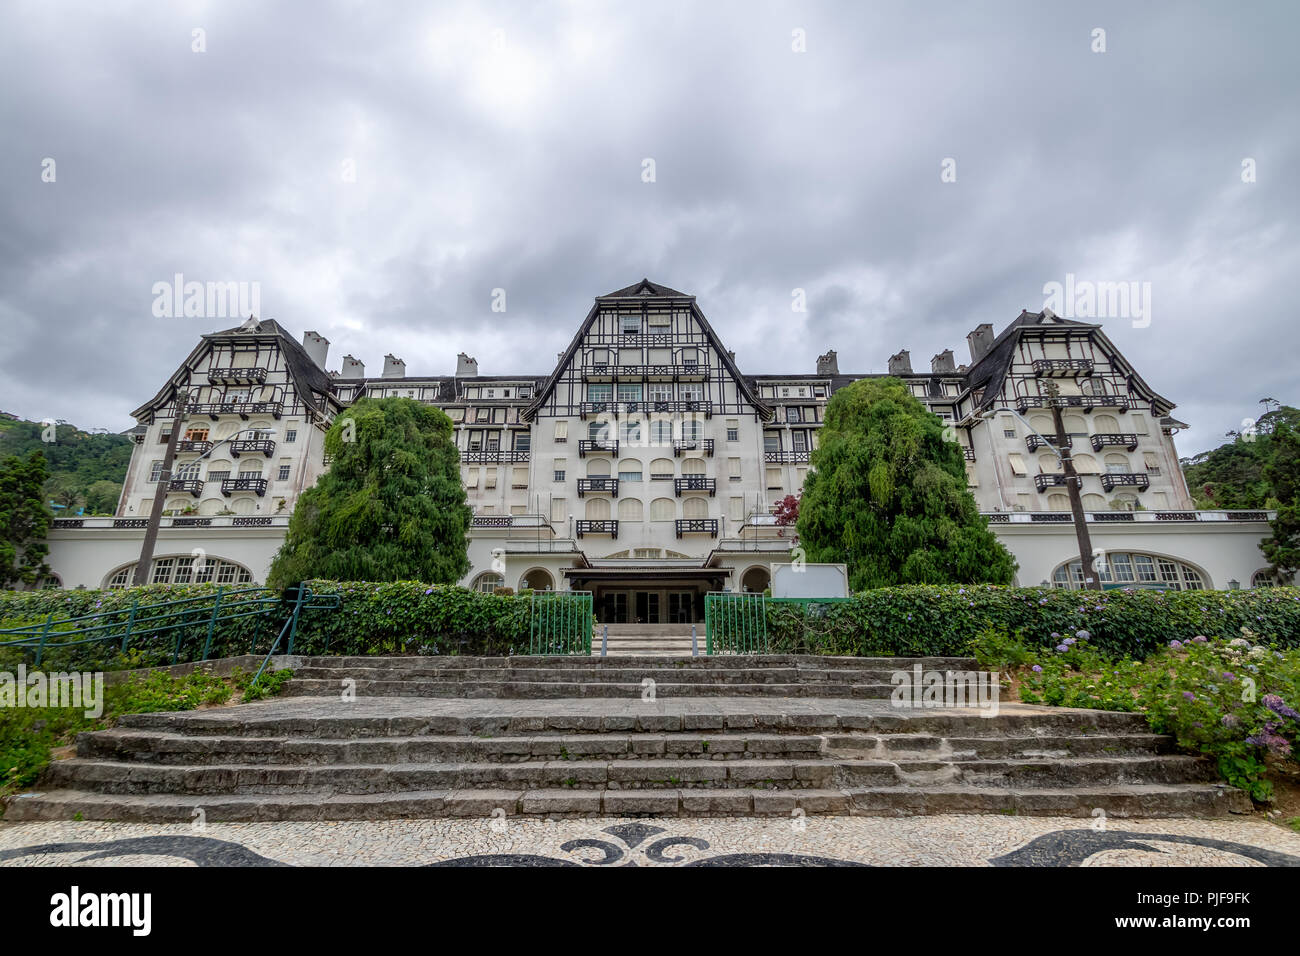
[562,565,728,624]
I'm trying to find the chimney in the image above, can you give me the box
[382,354,406,378]
[455,352,479,377]
[966,323,994,363]
[887,349,912,375]
[301,331,330,369]
[931,349,955,374]
[816,350,839,375]
[341,354,366,379]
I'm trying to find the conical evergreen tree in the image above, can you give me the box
[268,398,471,587]
[796,377,1016,590]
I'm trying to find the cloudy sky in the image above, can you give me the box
[1,0,1295,454]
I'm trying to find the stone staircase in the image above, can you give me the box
[594,623,697,656]
[4,655,1252,822]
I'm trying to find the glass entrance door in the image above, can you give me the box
[634,591,661,624]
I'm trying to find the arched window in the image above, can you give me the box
[1047,493,1070,512]
[621,420,642,444]
[650,498,675,521]
[1251,569,1279,588]
[682,419,702,441]
[102,557,255,589]
[618,498,643,522]
[1038,453,1061,474]
[650,458,674,480]
[1104,453,1130,473]
[1063,414,1088,435]
[650,419,673,444]
[1093,413,1120,432]
[681,457,706,476]
[588,419,613,442]
[1051,552,1206,590]
[586,459,611,477]
[1082,493,1107,511]
[618,458,643,482]
[585,498,611,520]
[682,497,709,519]
[473,572,504,594]
[1073,453,1099,474]
[1029,415,1053,435]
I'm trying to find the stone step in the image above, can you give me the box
[293,655,981,670]
[3,782,1251,823]
[280,679,900,698]
[113,703,1154,739]
[287,665,911,683]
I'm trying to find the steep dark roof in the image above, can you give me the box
[599,278,693,299]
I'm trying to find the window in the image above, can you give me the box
[551,497,566,522]
[619,314,640,335]
[682,419,702,440]
[782,388,790,397]
[682,457,707,476]
[1008,454,1027,476]
[206,470,230,482]
[1142,451,1160,475]
[729,496,745,522]
[554,421,568,442]
[587,384,612,402]
[787,407,802,424]
[680,383,703,402]
[474,572,504,594]
[511,466,528,488]
[728,457,742,480]
[618,459,643,482]
[792,432,807,452]
[648,312,671,329]
[617,383,643,403]
[554,468,566,482]
[484,470,498,489]
[585,497,611,519]
[1105,453,1129,473]
[726,419,739,442]
[149,460,165,481]
[650,498,675,521]
[1003,429,1016,439]
[621,420,642,444]
[476,408,490,422]
[682,497,709,519]
[284,429,297,443]
[766,467,782,489]
[763,433,780,453]
[554,459,566,482]
[650,419,673,444]
[648,383,672,403]
[175,461,201,481]
[650,458,674,480]
[277,465,291,481]
[465,467,479,488]
[1053,553,1205,591]
[618,498,643,522]
[184,427,209,441]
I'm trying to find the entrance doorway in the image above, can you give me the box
[634,591,661,624]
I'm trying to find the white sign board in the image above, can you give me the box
[770,563,849,599]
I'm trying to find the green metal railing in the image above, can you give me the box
[705,592,768,654]
[528,591,594,655]
[0,583,339,673]
[704,593,851,655]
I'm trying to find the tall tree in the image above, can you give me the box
[0,450,53,588]
[268,398,471,587]
[1261,416,1300,582]
[796,377,1016,591]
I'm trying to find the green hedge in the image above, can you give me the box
[764,586,1300,658]
[4,581,1298,667]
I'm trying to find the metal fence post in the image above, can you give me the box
[121,593,140,655]
[34,612,54,667]
[601,624,607,657]
[691,623,698,657]
[201,586,224,661]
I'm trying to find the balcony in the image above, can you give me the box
[581,364,703,381]
[1100,472,1150,492]
[764,450,810,464]
[1034,473,1072,492]
[471,515,515,528]
[221,477,268,497]
[166,478,203,497]
[176,440,213,454]
[1026,434,1071,452]
[575,519,619,538]
[579,401,618,418]
[672,438,714,457]
[1091,433,1139,452]
[207,367,268,385]
[581,399,712,418]
[962,446,976,461]
[675,518,719,538]
[188,400,284,420]
[674,477,717,497]
[230,439,276,458]
[577,477,619,497]
[462,449,531,464]
[1031,359,1093,377]
[578,439,619,457]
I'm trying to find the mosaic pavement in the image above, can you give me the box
[2,815,1299,867]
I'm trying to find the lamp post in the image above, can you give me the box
[978,386,1101,591]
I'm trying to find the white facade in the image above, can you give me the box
[41,280,1281,611]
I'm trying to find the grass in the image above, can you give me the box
[1,665,294,813]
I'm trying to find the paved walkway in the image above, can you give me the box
[2,816,1297,866]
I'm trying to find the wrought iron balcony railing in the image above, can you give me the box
[1090,433,1139,452]
[579,400,712,419]
[674,477,717,497]
[577,477,619,497]
[1034,473,1072,492]
[207,367,268,385]
[1026,434,1071,452]
[176,440,213,454]
[675,518,719,538]
[461,449,531,463]
[166,478,203,497]
[764,450,810,464]
[962,446,976,461]
[672,438,714,457]
[575,519,619,538]
[1100,472,1150,492]
[1031,358,1094,377]
[578,439,619,457]
[221,477,268,497]
[230,439,276,458]
[1014,395,1140,415]
[188,401,284,420]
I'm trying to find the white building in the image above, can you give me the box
[44,280,1278,613]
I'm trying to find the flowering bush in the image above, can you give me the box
[972,625,1300,801]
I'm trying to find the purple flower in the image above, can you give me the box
[1221,714,1240,728]
[1050,632,1061,639]
[1182,691,1196,701]
[1222,671,1235,682]
[1262,694,1300,721]
[425,588,433,594]
[1169,640,1183,649]
[1056,644,1070,653]
[1031,665,1042,673]
[1039,598,1048,605]
[1192,635,1208,644]
[1075,629,1091,641]
[1063,637,1076,646]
